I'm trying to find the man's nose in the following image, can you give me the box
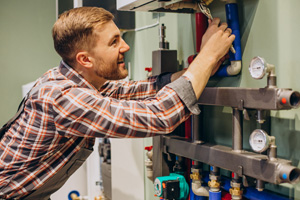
[120,39,130,53]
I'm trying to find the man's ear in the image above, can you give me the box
[76,52,93,69]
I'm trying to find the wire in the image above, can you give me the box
[121,14,160,35]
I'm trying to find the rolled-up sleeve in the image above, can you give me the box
[167,76,200,115]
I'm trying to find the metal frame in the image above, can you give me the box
[153,87,300,185]
[163,136,300,184]
[197,87,300,110]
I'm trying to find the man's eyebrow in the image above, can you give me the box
[108,33,120,40]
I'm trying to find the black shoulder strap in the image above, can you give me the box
[0,81,55,140]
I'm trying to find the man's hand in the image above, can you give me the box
[199,18,234,76]
[200,18,233,50]
[183,18,235,99]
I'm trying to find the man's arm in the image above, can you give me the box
[171,18,234,99]
[184,18,234,99]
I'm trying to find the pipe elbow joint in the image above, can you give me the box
[216,60,241,77]
[227,60,242,76]
[191,181,209,196]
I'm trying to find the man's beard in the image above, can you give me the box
[94,60,128,80]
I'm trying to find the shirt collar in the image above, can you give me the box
[58,60,98,91]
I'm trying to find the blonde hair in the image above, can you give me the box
[52,7,114,65]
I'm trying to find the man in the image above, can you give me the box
[0,7,234,200]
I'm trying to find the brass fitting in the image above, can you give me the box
[208,179,220,188]
[229,186,243,199]
[190,172,200,180]
[203,0,214,5]
[190,168,201,181]
[70,193,80,200]
[229,187,242,195]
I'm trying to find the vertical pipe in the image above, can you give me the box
[225,3,242,62]
[190,13,207,200]
[232,108,243,152]
[192,115,200,141]
[192,116,200,167]
[232,107,243,199]
[185,116,192,192]
[55,0,58,19]
[209,190,221,200]
[231,173,242,200]
[217,1,242,77]
[209,166,221,200]
[195,13,208,53]
[256,180,265,192]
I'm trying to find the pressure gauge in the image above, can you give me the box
[249,129,271,153]
[249,56,267,79]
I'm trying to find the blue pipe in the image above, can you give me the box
[216,2,242,77]
[202,172,290,200]
[209,190,221,200]
[216,66,229,77]
[226,3,242,62]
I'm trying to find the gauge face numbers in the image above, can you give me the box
[249,56,266,79]
[249,129,270,153]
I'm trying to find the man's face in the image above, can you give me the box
[90,20,130,80]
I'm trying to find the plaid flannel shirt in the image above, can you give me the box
[0,61,199,199]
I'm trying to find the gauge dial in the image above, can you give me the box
[249,129,270,153]
[249,56,267,79]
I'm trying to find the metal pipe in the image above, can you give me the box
[267,74,277,88]
[278,164,300,183]
[232,108,243,152]
[278,89,300,108]
[256,110,266,124]
[267,136,277,161]
[208,166,221,192]
[256,179,265,192]
[163,137,300,185]
[192,114,202,167]
[159,24,169,49]
[230,173,243,200]
[266,63,277,88]
[197,87,300,110]
[191,108,208,197]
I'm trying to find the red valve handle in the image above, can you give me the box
[144,146,153,151]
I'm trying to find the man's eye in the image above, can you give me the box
[111,39,117,45]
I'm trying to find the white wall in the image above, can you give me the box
[111,138,145,200]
